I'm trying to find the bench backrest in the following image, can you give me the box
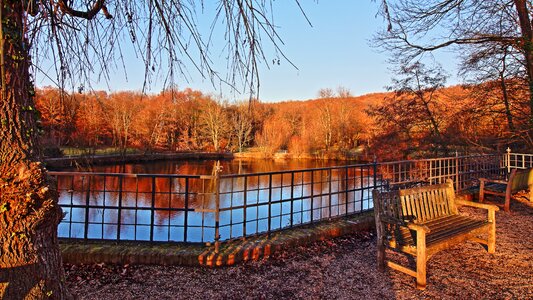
[374,180,458,224]
[510,168,533,192]
[398,180,458,223]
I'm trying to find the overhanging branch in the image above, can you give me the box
[400,35,520,52]
[57,0,113,20]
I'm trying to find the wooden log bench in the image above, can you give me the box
[479,168,533,212]
[372,179,499,290]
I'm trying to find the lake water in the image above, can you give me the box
[55,159,375,243]
[64,158,357,175]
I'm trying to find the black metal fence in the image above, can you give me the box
[377,154,502,191]
[50,153,504,244]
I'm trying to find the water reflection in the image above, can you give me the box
[56,159,375,242]
[68,158,356,175]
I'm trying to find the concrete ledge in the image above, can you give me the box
[61,212,374,267]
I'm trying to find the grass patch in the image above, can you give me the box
[60,147,139,157]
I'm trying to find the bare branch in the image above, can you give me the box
[57,0,113,20]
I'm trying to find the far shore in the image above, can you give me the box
[44,149,367,170]
[44,152,234,169]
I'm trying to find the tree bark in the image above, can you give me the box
[500,72,516,132]
[513,0,533,127]
[0,1,71,299]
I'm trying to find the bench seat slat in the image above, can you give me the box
[392,216,490,247]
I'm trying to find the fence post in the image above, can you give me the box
[117,176,123,241]
[214,161,222,254]
[506,147,511,174]
[373,155,378,190]
[84,176,90,240]
[184,177,189,242]
[328,169,332,219]
[150,176,156,242]
[455,151,460,191]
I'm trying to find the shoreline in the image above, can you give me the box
[45,151,367,170]
[44,152,234,169]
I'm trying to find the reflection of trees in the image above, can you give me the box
[55,159,375,241]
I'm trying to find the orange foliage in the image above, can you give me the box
[34,82,529,160]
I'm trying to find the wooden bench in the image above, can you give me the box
[372,179,498,290]
[479,168,533,212]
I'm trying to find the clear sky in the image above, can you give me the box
[35,1,459,103]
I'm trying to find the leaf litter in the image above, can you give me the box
[66,194,533,299]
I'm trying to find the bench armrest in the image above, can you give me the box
[379,215,406,226]
[378,215,431,233]
[406,222,431,233]
[479,177,508,185]
[455,199,500,212]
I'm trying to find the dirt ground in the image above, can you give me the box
[66,194,533,300]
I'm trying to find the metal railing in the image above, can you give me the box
[504,148,533,172]
[51,153,505,246]
[51,163,380,245]
[378,153,502,191]
[216,163,378,246]
[52,172,207,243]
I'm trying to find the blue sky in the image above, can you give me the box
[35,1,459,102]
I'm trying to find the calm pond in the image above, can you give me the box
[55,159,375,243]
[64,158,357,174]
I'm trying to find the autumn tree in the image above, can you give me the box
[443,86,516,151]
[106,92,142,155]
[317,101,334,151]
[199,98,229,151]
[318,88,335,99]
[255,116,291,156]
[458,43,533,146]
[75,92,108,148]
[35,87,79,148]
[368,63,449,158]
[378,0,533,130]
[0,1,300,298]
[174,88,217,151]
[134,94,175,151]
[227,101,254,153]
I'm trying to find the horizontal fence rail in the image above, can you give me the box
[50,153,507,244]
[504,151,533,171]
[378,154,502,191]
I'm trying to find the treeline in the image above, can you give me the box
[35,78,531,161]
[35,87,375,158]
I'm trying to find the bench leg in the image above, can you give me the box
[488,210,496,254]
[377,241,385,271]
[504,189,511,212]
[416,233,427,290]
[479,181,485,203]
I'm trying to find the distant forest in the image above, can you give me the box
[35,80,530,161]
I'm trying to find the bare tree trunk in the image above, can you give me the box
[0,2,71,299]
[514,0,533,128]
[500,72,516,132]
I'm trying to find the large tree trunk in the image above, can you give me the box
[514,0,533,127]
[0,2,71,299]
